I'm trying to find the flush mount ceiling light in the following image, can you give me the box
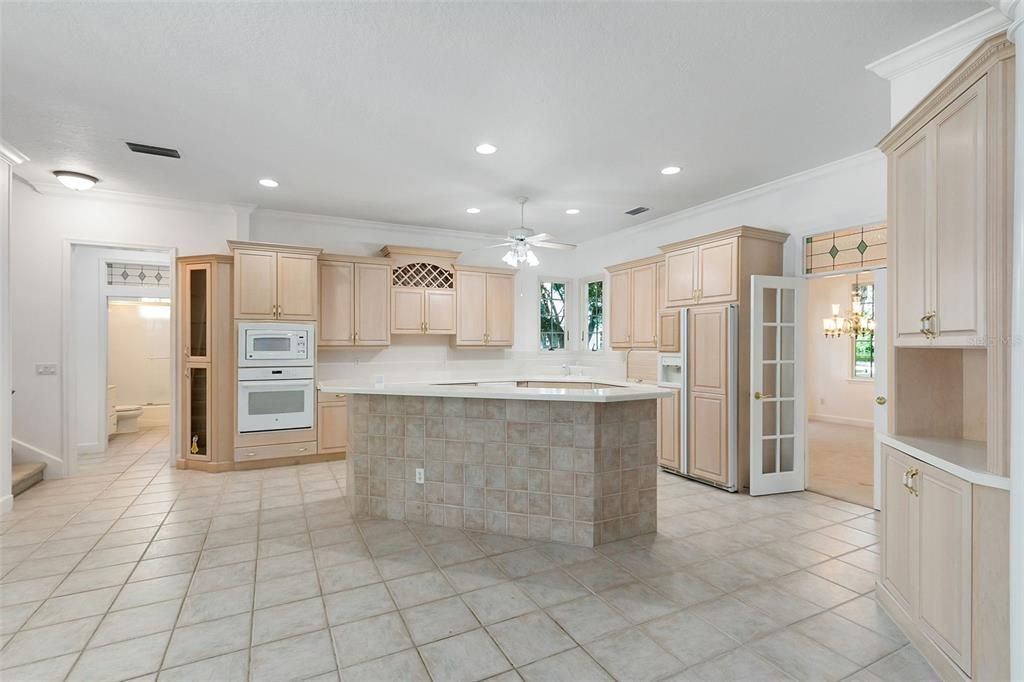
[475,143,497,155]
[53,170,99,191]
[485,197,577,269]
[258,178,279,188]
[466,208,481,214]
[661,166,681,175]
[565,209,580,215]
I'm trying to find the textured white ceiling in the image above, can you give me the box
[2,1,983,242]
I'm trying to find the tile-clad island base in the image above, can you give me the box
[345,395,659,547]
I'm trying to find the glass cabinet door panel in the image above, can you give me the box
[188,265,209,359]
[188,367,208,457]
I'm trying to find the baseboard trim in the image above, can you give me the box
[11,439,65,478]
[0,495,13,514]
[808,414,874,429]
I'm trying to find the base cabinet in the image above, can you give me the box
[317,393,348,455]
[880,443,989,679]
[657,389,680,469]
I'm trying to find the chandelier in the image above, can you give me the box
[823,280,875,339]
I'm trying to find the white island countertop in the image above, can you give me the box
[318,376,671,402]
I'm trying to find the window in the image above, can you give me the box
[583,279,604,351]
[539,281,567,350]
[852,282,875,379]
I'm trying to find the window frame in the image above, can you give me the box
[537,276,573,352]
[579,274,606,354]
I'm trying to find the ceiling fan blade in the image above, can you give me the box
[527,233,553,242]
[532,241,576,250]
[483,242,515,249]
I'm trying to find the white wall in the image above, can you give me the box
[11,182,236,474]
[806,272,875,427]
[568,150,887,279]
[107,300,171,408]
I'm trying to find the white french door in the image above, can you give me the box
[872,269,887,510]
[750,276,807,495]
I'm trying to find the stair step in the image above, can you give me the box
[12,462,46,497]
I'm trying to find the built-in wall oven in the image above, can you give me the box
[237,323,316,433]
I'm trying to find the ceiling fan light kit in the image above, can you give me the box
[491,197,577,268]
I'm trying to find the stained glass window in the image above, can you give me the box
[805,224,887,274]
[106,262,170,288]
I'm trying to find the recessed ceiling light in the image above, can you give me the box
[661,166,681,175]
[53,170,99,191]
[565,209,580,215]
[258,178,279,188]
[475,143,497,155]
[466,208,481,214]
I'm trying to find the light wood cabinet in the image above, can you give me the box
[657,310,680,352]
[688,306,728,395]
[608,269,631,348]
[320,257,391,347]
[665,237,737,306]
[688,391,728,485]
[657,388,680,470]
[453,266,515,347]
[880,443,973,676]
[685,305,731,486]
[317,392,348,455]
[606,256,662,350]
[177,255,234,469]
[230,242,322,320]
[392,288,456,334]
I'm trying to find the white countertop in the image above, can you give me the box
[317,376,671,402]
[879,434,1009,490]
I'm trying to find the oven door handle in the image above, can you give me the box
[238,380,313,388]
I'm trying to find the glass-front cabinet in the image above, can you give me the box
[184,365,210,460]
[185,263,210,362]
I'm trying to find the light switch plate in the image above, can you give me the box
[35,363,58,376]
[415,468,424,484]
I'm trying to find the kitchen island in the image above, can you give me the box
[319,378,669,547]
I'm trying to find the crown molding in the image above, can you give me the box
[994,0,1023,41]
[253,208,507,243]
[24,179,237,214]
[0,140,29,166]
[866,8,1010,81]
[605,149,882,243]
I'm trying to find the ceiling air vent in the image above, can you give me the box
[126,142,181,159]
[625,206,650,216]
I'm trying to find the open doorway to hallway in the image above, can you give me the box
[805,270,879,508]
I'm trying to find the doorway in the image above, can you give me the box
[62,243,176,476]
[804,270,882,508]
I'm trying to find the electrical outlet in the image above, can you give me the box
[415,468,424,484]
[35,363,58,376]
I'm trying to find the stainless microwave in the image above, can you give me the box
[238,323,314,367]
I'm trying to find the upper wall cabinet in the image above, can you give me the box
[453,265,516,347]
[880,34,1012,350]
[381,246,459,336]
[230,241,322,320]
[661,233,751,307]
[319,255,391,347]
[606,255,661,350]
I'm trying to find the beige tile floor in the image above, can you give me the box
[0,427,939,682]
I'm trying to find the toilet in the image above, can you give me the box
[114,405,144,434]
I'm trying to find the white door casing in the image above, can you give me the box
[750,275,807,495]
[872,269,888,511]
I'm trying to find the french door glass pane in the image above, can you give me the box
[762,288,777,323]
[762,439,777,474]
[780,437,795,472]
[763,326,777,361]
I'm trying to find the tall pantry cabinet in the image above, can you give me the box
[177,255,235,471]
[877,33,1013,682]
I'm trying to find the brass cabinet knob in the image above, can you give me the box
[875,396,887,405]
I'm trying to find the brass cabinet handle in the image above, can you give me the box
[296,447,308,453]
[921,311,937,339]
[876,396,887,406]
[903,468,919,496]
[354,332,359,343]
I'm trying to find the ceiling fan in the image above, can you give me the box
[486,197,577,267]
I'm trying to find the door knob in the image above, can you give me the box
[876,396,887,405]
[754,391,772,400]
